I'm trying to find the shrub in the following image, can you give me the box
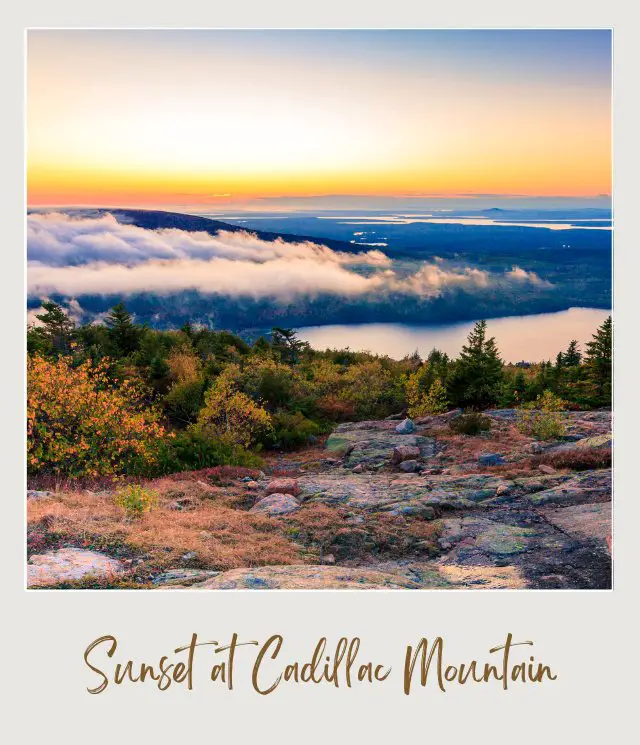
[143,430,262,476]
[517,390,567,441]
[339,360,400,418]
[166,348,202,384]
[315,394,356,421]
[28,355,165,479]
[449,412,492,436]
[164,379,205,423]
[268,410,321,449]
[406,374,449,418]
[115,484,158,518]
[533,447,611,471]
[194,365,272,448]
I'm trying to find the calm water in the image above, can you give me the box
[297,307,611,363]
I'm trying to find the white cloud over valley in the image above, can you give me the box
[27,212,550,304]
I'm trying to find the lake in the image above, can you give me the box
[297,307,611,363]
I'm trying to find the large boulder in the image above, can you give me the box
[395,418,415,434]
[28,548,125,587]
[250,493,300,516]
[264,478,300,498]
[391,445,421,464]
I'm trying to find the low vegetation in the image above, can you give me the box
[517,390,567,441]
[27,301,612,482]
[533,447,612,471]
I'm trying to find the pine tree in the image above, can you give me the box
[403,348,422,371]
[33,301,75,354]
[271,327,309,365]
[514,369,527,402]
[105,302,140,356]
[564,340,581,366]
[446,320,504,409]
[423,377,449,414]
[584,316,612,406]
[181,320,194,341]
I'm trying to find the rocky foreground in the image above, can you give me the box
[27,409,612,590]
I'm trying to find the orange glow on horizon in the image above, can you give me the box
[27,30,611,208]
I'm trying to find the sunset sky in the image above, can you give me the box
[27,30,612,208]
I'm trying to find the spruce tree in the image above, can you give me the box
[105,302,140,356]
[181,320,194,341]
[34,301,75,354]
[584,316,612,406]
[271,327,309,365]
[446,320,504,409]
[514,369,527,402]
[564,340,582,366]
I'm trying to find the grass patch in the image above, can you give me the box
[533,447,611,471]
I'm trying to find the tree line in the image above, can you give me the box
[27,301,612,481]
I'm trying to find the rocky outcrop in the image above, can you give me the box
[185,565,428,590]
[28,408,612,591]
[391,445,421,464]
[325,420,437,469]
[265,478,300,497]
[28,548,125,587]
[395,418,415,434]
[250,493,300,516]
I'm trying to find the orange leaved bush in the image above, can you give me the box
[27,355,166,478]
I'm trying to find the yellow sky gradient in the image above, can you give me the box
[27,31,611,206]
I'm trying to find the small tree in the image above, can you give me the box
[194,365,272,448]
[517,390,567,441]
[406,372,449,417]
[105,302,140,356]
[447,320,504,409]
[271,327,309,365]
[27,355,165,478]
[583,316,612,406]
[31,301,75,355]
[563,340,582,367]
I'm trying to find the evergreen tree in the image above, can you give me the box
[564,340,582,366]
[105,302,140,356]
[271,327,309,365]
[514,369,527,402]
[423,377,449,414]
[181,320,194,341]
[33,301,75,354]
[446,320,504,409]
[584,316,612,406]
[403,348,422,371]
[554,351,565,371]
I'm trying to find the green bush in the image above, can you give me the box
[164,379,205,423]
[448,412,492,436]
[517,390,567,441]
[268,410,321,449]
[144,430,262,476]
[115,484,158,518]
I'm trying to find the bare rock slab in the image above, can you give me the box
[28,548,124,587]
[542,503,612,550]
[325,420,437,467]
[188,565,427,590]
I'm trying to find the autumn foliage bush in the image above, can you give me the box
[27,355,166,479]
[533,447,611,471]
